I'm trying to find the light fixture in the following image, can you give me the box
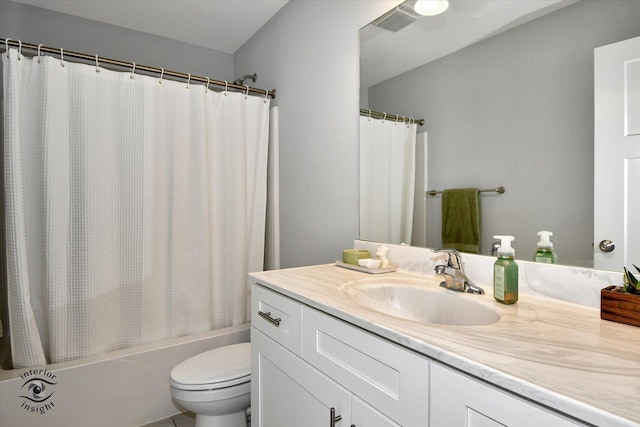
[413,0,449,16]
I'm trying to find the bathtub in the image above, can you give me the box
[0,323,250,427]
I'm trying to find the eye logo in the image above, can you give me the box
[18,369,57,415]
[21,378,56,403]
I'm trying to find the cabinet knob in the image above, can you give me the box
[330,407,342,426]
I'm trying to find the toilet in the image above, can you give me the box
[170,342,251,427]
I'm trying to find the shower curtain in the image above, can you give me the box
[360,116,416,245]
[2,47,270,368]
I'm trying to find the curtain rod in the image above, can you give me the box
[360,108,425,126]
[427,186,506,196]
[1,38,276,99]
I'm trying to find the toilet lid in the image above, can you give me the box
[170,342,251,390]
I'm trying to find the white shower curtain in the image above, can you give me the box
[3,48,270,368]
[360,116,416,245]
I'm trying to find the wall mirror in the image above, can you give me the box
[359,0,640,271]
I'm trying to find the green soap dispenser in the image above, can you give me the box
[534,230,557,264]
[493,235,518,305]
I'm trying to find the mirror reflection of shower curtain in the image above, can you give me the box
[2,48,270,368]
[360,116,416,245]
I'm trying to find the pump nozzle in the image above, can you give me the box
[537,230,553,249]
[493,235,515,257]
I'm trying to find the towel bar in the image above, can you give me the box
[426,186,505,196]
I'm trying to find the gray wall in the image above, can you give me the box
[0,0,233,85]
[368,0,640,267]
[235,0,401,268]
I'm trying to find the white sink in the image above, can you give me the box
[340,277,501,326]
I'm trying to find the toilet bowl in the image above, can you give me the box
[170,342,251,427]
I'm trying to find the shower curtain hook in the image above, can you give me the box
[186,73,191,90]
[130,62,136,79]
[4,38,11,58]
[17,40,22,60]
[382,112,387,122]
[60,47,65,67]
[206,77,210,93]
[368,109,372,121]
[264,89,269,103]
[95,54,100,73]
[37,43,42,63]
[245,85,250,100]
[159,68,164,85]
[224,81,228,96]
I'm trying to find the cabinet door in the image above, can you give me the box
[303,306,429,426]
[352,396,402,427]
[430,362,586,427]
[252,327,351,427]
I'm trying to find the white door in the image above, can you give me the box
[594,35,640,271]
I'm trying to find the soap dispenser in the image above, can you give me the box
[534,230,557,264]
[493,235,518,304]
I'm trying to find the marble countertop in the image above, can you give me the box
[250,263,640,427]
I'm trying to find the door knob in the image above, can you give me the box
[599,240,615,252]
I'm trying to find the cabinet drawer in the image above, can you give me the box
[251,284,303,356]
[302,306,429,427]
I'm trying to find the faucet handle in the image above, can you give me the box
[433,248,462,270]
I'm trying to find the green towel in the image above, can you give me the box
[441,188,480,254]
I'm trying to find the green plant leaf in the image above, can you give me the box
[623,267,638,293]
[626,267,638,285]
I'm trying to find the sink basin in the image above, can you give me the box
[340,277,500,326]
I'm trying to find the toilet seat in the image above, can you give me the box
[170,342,250,391]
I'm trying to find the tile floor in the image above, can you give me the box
[141,412,195,427]
[141,411,250,427]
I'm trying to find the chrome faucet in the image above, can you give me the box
[433,249,485,294]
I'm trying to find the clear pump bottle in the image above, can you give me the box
[493,235,518,304]
[534,230,557,264]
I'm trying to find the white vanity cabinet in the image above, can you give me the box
[251,284,429,427]
[429,362,586,427]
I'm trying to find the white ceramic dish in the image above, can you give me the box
[358,258,382,268]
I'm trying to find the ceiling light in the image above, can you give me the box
[414,0,449,16]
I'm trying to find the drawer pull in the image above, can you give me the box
[258,310,282,326]
[330,407,342,426]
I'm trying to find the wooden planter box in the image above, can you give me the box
[601,285,640,327]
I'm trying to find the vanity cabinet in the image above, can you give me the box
[251,284,428,427]
[429,362,586,427]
